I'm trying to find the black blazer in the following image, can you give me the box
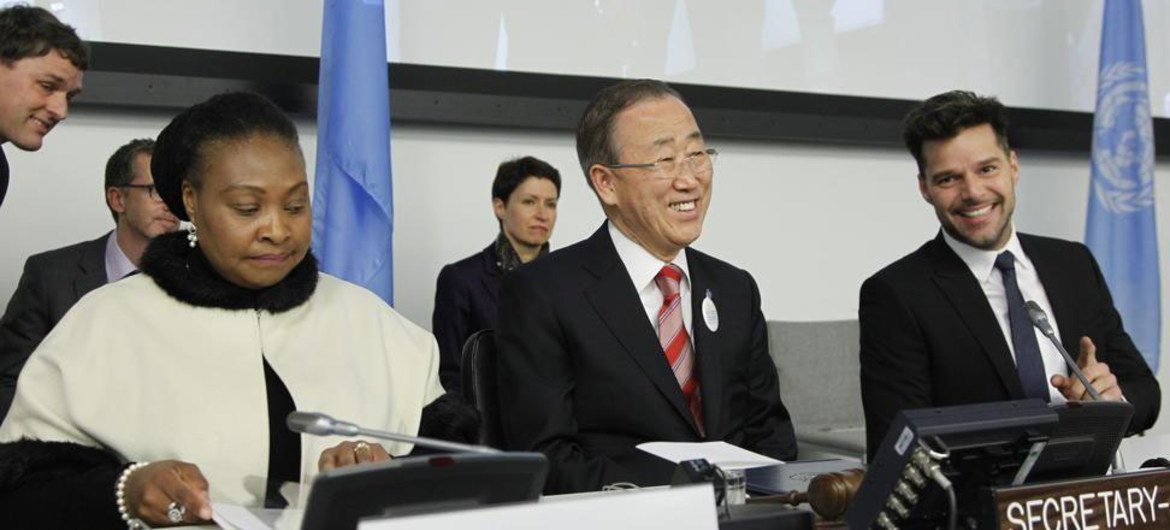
[859,232,1161,458]
[0,146,8,210]
[496,224,796,494]
[432,244,502,395]
[0,234,109,420]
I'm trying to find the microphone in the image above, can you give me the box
[1023,301,1103,401]
[287,411,500,455]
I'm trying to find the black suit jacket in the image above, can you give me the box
[0,145,8,210]
[859,232,1161,458]
[432,244,502,395]
[496,224,796,494]
[0,234,110,420]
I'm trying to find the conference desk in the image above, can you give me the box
[194,466,1170,529]
[203,482,814,530]
[197,470,1170,529]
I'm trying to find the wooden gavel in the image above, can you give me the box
[747,468,866,520]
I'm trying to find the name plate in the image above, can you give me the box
[991,469,1170,530]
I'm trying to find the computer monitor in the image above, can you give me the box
[846,399,1134,529]
[852,400,1057,527]
[301,452,548,530]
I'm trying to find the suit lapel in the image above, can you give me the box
[479,244,501,298]
[580,225,699,432]
[74,234,110,300]
[1019,235,1078,353]
[927,234,1025,399]
[687,249,723,437]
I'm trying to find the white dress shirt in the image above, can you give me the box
[103,231,137,283]
[942,228,1069,403]
[608,221,694,343]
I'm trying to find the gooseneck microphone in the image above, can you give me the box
[1023,301,1104,401]
[287,411,500,455]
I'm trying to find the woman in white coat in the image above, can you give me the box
[0,92,475,528]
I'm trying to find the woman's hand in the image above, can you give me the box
[124,460,214,526]
[318,440,391,471]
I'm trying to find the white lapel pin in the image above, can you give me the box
[702,289,719,332]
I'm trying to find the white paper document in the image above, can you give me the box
[636,441,782,470]
[210,503,302,530]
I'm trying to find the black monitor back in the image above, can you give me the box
[846,399,1057,529]
[1029,400,1133,482]
[301,452,548,530]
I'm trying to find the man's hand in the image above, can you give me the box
[1050,336,1125,401]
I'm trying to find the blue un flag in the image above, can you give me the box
[313,0,395,304]
[1086,0,1159,371]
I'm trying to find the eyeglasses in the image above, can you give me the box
[601,148,719,179]
[121,184,161,201]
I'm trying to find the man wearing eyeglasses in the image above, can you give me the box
[0,138,177,420]
[496,79,797,494]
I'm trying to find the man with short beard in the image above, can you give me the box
[859,90,1160,459]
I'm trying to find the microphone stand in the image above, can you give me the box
[1024,301,1103,401]
[333,425,500,455]
[1024,301,1119,471]
[287,411,501,454]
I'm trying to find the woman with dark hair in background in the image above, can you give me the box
[0,92,474,528]
[432,156,561,395]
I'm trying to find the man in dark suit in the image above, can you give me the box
[0,5,86,210]
[860,91,1160,459]
[496,79,797,494]
[0,139,177,419]
[432,156,561,394]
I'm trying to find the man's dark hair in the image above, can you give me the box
[0,5,88,70]
[575,79,684,188]
[104,138,155,222]
[152,91,300,221]
[492,156,562,206]
[902,90,1011,176]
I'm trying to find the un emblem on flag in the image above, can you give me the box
[1091,62,1155,214]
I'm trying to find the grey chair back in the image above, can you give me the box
[767,319,866,460]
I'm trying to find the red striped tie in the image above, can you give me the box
[654,264,704,436]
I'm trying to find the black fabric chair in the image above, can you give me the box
[460,329,504,448]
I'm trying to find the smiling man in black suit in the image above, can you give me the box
[495,79,796,494]
[859,91,1160,459]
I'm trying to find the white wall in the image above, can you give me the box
[28,0,1170,117]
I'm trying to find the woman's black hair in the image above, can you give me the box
[151,91,300,220]
[492,155,561,204]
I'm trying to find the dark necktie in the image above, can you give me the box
[993,251,1050,401]
[654,264,704,435]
